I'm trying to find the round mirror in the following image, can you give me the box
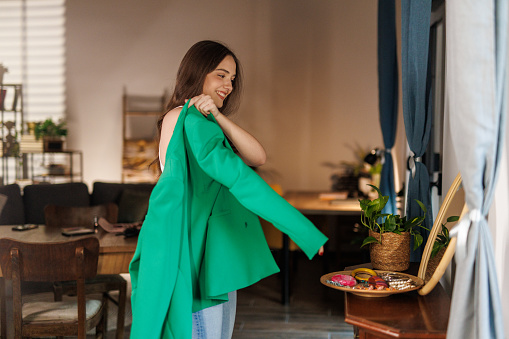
[417,173,466,296]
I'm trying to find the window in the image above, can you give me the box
[0,0,66,122]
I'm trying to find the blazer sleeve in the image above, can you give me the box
[184,107,327,258]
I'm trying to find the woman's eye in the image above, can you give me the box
[218,74,225,78]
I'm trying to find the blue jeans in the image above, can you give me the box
[192,291,237,339]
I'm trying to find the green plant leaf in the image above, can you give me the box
[361,236,380,248]
[436,235,448,243]
[431,242,441,258]
[447,216,459,222]
[385,215,397,232]
[413,233,424,251]
[442,225,450,238]
[367,184,382,197]
[415,199,427,214]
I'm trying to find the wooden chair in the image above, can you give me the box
[0,237,107,338]
[44,203,127,339]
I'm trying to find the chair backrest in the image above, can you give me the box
[23,183,91,224]
[0,237,99,282]
[0,237,100,338]
[44,203,118,228]
[0,183,25,225]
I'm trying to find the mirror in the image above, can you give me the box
[418,172,466,295]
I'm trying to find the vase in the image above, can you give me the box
[369,230,410,271]
[43,136,64,152]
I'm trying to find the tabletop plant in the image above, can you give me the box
[359,184,428,250]
[33,118,67,140]
[431,215,459,258]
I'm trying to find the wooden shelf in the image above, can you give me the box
[122,89,167,183]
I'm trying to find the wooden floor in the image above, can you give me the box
[232,252,354,338]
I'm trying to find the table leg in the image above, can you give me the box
[281,234,290,305]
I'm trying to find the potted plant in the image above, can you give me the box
[420,215,459,281]
[322,144,382,198]
[359,184,427,271]
[33,118,67,151]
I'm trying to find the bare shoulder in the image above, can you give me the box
[159,107,183,167]
[162,107,182,128]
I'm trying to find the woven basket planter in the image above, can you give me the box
[425,247,447,282]
[369,230,410,272]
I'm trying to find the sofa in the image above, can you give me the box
[0,182,155,225]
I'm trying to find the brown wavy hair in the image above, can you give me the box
[154,40,243,172]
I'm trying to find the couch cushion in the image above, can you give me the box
[23,183,90,224]
[91,182,154,223]
[117,189,151,223]
[0,183,25,225]
[90,182,155,205]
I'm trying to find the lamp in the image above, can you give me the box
[363,148,383,166]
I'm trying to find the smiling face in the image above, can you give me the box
[202,55,237,108]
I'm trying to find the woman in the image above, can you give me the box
[129,40,327,339]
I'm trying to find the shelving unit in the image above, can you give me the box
[122,89,167,183]
[22,150,83,183]
[0,83,23,185]
[1,83,84,185]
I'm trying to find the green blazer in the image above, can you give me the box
[129,102,328,338]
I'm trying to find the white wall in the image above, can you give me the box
[65,0,407,191]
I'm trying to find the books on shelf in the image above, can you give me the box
[0,87,20,111]
[0,89,5,110]
[11,87,19,111]
[19,134,43,153]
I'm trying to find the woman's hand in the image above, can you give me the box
[187,94,220,118]
[318,246,324,256]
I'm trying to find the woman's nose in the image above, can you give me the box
[224,79,233,91]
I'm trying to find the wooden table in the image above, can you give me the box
[0,225,137,277]
[343,264,450,338]
[282,191,361,305]
[284,191,361,216]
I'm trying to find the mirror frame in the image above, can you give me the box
[418,173,466,295]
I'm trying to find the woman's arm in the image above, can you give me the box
[213,113,266,167]
[188,94,266,167]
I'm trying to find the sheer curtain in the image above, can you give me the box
[446,0,507,337]
[377,0,398,215]
[0,0,66,121]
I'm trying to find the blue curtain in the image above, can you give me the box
[401,0,433,261]
[446,0,506,337]
[377,0,398,215]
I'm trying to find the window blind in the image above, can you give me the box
[0,0,66,122]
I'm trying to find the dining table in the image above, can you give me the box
[282,191,362,305]
[0,225,137,277]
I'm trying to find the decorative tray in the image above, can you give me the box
[320,270,424,298]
